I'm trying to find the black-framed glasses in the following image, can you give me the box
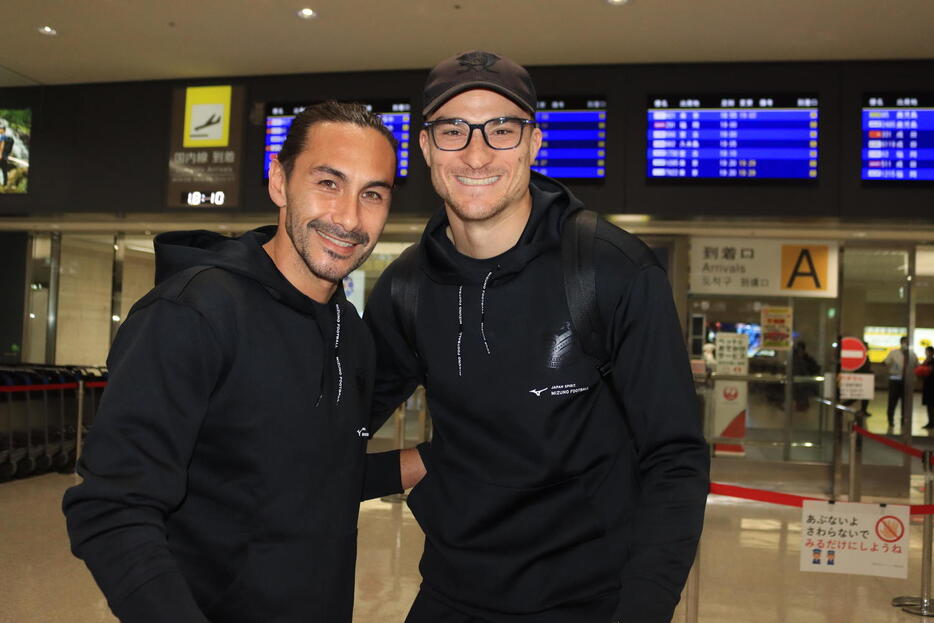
[423,117,536,151]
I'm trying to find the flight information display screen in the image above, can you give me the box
[647,95,819,180]
[532,97,606,179]
[862,94,934,181]
[264,100,411,179]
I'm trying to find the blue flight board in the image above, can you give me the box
[647,95,819,180]
[264,100,410,179]
[862,94,934,181]
[532,97,606,179]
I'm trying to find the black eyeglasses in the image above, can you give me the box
[423,117,536,151]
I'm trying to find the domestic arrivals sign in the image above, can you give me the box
[166,85,245,209]
[690,238,839,298]
[800,501,909,579]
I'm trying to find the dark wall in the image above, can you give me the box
[1,59,933,220]
[0,232,27,363]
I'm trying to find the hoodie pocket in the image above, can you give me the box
[203,531,357,622]
[407,465,620,613]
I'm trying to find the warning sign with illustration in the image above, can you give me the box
[690,237,838,298]
[800,501,909,579]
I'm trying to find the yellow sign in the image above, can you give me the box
[761,306,793,350]
[781,245,829,292]
[183,86,232,148]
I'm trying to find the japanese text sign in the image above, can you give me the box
[800,501,909,579]
[691,238,838,298]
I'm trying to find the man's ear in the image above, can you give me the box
[419,130,432,168]
[268,158,288,208]
[528,126,543,162]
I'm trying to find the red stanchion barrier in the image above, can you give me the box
[0,383,80,393]
[853,424,925,459]
[710,481,934,515]
[709,482,822,508]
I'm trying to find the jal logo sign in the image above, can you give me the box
[691,237,838,299]
[722,386,740,401]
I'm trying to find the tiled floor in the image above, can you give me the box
[3,472,933,622]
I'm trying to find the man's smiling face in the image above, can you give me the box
[269,121,395,286]
[419,89,541,225]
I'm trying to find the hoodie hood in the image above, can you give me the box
[154,225,347,315]
[154,226,350,404]
[419,171,584,285]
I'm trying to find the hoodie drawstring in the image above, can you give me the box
[456,286,464,377]
[480,270,493,355]
[334,303,343,404]
[456,269,497,376]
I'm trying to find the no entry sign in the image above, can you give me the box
[840,337,868,372]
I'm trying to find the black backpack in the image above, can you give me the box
[389,209,613,379]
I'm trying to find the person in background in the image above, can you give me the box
[884,336,919,430]
[920,345,934,429]
[792,341,820,411]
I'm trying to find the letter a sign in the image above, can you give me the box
[690,237,838,298]
[781,245,833,295]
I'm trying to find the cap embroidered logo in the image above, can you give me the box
[456,51,501,74]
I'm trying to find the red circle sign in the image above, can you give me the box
[723,387,739,401]
[875,515,905,543]
[840,337,868,372]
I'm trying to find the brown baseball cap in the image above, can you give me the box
[422,50,537,117]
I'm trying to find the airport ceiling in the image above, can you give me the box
[1,0,933,88]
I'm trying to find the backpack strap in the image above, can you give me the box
[390,242,422,364]
[562,209,613,378]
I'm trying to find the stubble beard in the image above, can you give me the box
[284,206,374,284]
[432,168,515,224]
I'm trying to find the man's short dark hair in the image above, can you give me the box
[276,100,398,178]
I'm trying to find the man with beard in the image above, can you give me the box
[365,52,709,623]
[64,101,418,623]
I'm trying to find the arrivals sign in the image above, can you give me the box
[690,238,839,298]
[166,85,245,209]
[800,501,909,579]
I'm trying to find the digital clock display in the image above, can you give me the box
[265,100,411,179]
[532,97,606,179]
[862,94,934,181]
[647,94,819,180]
[184,191,226,206]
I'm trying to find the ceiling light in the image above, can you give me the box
[297,8,317,19]
[38,25,58,36]
[606,0,630,5]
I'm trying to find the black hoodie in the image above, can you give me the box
[63,227,402,623]
[365,173,710,623]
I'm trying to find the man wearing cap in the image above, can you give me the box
[365,51,709,623]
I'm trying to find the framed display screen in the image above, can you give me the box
[862,94,934,181]
[646,95,819,180]
[0,107,31,194]
[532,97,606,179]
[264,100,411,179]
